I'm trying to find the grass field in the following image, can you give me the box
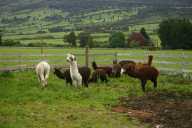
[0,69,192,128]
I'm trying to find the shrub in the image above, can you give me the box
[109,32,125,48]
[158,18,192,49]
[1,39,21,46]
[129,41,140,48]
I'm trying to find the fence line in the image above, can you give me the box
[0,51,192,78]
[0,52,192,58]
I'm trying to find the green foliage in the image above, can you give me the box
[109,32,125,48]
[140,27,150,40]
[0,39,21,46]
[78,32,93,47]
[129,41,140,48]
[0,30,2,45]
[140,27,153,46]
[158,18,192,49]
[64,32,77,47]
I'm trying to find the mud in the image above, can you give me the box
[112,91,192,128]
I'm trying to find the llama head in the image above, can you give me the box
[92,61,97,69]
[66,53,76,64]
[121,63,135,74]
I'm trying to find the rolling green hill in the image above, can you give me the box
[0,0,192,45]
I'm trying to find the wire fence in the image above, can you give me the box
[0,48,192,79]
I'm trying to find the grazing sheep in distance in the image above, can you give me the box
[89,69,108,83]
[35,61,50,88]
[92,61,112,77]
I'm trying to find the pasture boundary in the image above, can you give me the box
[0,48,192,79]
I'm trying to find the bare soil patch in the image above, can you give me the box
[112,91,192,128]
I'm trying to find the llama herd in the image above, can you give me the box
[36,53,159,92]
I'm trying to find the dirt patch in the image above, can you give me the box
[112,91,192,128]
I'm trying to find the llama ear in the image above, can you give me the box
[69,56,73,61]
[74,56,76,61]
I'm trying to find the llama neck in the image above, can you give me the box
[70,61,79,73]
[147,56,153,66]
[92,62,98,70]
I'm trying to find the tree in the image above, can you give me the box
[109,32,125,48]
[140,27,150,40]
[78,32,93,47]
[158,18,192,49]
[140,27,152,46]
[64,31,77,47]
[0,30,2,45]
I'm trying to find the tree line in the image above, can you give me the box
[64,18,192,49]
[64,27,153,48]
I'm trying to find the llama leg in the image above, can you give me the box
[152,79,157,89]
[44,70,50,87]
[72,79,77,87]
[104,77,108,83]
[84,79,89,87]
[39,74,45,88]
[37,74,41,83]
[141,80,147,92]
[77,78,82,87]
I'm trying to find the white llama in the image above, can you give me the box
[66,53,82,87]
[35,61,50,88]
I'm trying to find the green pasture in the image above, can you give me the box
[0,69,192,128]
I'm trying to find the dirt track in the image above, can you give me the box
[112,91,192,128]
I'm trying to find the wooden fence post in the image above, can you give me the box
[114,52,118,62]
[19,54,22,70]
[85,46,89,67]
[181,52,185,76]
[41,46,44,60]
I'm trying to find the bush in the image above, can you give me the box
[27,42,52,47]
[109,32,125,48]
[1,39,21,46]
[64,32,77,47]
[129,41,140,48]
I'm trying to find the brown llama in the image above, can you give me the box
[119,60,136,67]
[122,55,159,92]
[112,60,121,77]
[89,69,108,83]
[92,61,112,77]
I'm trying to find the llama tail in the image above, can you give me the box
[148,55,153,66]
[92,61,97,70]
